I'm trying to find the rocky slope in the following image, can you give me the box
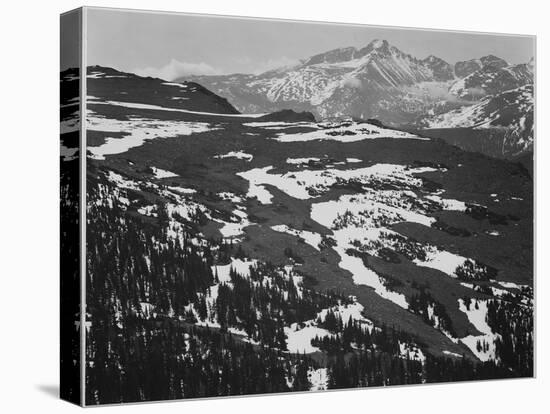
[419,85,534,156]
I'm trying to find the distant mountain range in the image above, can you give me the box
[181,39,534,158]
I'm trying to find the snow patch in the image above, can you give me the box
[308,368,328,391]
[218,192,244,203]
[151,166,178,178]
[168,186,196,194]
[215,150,253,161]
[442,350,463,358]
[275,121,426,143]
[89,97,267,118]
[237,163,437,203]
[211,258,257,284]
[425,194,467,211]
[85,110,217,158]
[285,324,333,354]
[286,157,321,164]
[399,342,426,362]
[458,299,498,362]
[271,224,322,251]
[215,210,252,239]
[413,249,468,278]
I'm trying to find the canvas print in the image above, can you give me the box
[60,7,535,406]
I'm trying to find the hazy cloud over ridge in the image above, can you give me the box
[134,59,221,80]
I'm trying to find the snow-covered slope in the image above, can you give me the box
[448,60,533,101]
[421,85,534,154]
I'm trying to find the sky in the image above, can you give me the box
[85,7,535,81]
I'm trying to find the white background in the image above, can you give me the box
[0,0,547,412]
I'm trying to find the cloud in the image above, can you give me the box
[465,87,486,98]
[342,76,363,89]
[133,56,300,79]
[421,83,458,101]
[413,83,485,104]
[134,59,220,81]
[248,57,300,75]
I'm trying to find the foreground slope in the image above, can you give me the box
[64,67,533,404]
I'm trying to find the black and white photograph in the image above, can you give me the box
[59,4,536,408]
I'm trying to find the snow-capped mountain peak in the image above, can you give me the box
[303,39,399,67]
[359,38,391,54]
[369,38,387,49]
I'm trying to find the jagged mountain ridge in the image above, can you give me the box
[185,39,463,122]
[182,40,533,157]
[448,60,533,100]
[183,39,532,121]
